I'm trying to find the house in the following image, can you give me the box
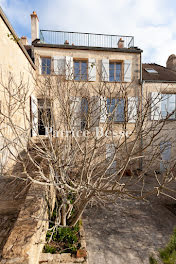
[25,11,143,168]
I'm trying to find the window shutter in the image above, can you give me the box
[90,96,100,127]
[102,59,109,81]
[39,57,42,74]
[151,92,161,120]
[53,56,65,75]
[106,144,115,159]
[66,56,73,80]
[160,141,171,172]
[31,95,38,137]
[45,127,53,136]
[100,96,107,123]
[88,58,96,81]
[106,143,116,173]
[128,97,138,123]
[70,96,81,129]
[124,60,132,82]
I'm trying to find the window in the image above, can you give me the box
[107,98,125,122]
[41,57,51,75]
[81,98,88,130]
[161,94,176,119]
[74,60,88,81]
[145,68,158,74]
[109,62,122,82]
[38,99,52,135]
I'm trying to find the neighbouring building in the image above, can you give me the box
[142,63,176,171]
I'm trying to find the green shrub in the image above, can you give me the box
[159,228,176,264]
[149,256,158,264]
[45,221,80,254]
[149,228,176,264]
[44,244,56,254]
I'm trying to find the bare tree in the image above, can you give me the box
[0,65,176,228]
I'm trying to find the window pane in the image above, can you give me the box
[47,58,51,67]
[107,98,116,120]
[115,99,125,122]
[41,58,51,75]
[74,61,80,80]
[109,63,114,82]
[81,62,87,80]
[115,63,121,81]
[81,98,88,114]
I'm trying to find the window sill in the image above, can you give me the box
[102,80,129,83]
[40,73,51,76]
[74,79,88,82]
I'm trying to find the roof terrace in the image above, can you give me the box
[40,30,134,49]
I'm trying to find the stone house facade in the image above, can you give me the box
[27,11,143,170]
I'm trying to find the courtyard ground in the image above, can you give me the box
[83,194,176,264]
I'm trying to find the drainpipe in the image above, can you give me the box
[139,52,144,170]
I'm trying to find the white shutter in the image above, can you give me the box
[70,96,81,129]
[151,92,161,120]
[31,95,38,137]
[66,56,73,80]
[88,58,96,81]
[106,144,116,173]
[102,59,109,81]
[45,127,53,136]
[100,96,107,123]
[128,97,138,123]
[90,96,100,127]
[53,56,65,75]
[39,57,42,74]
[106,144,115,159]
[124,60,132,82]
[160,141,171,172]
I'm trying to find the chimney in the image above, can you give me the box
[118,38,124,49]
[30,11,39,43]
[20,36,28,46]
[166,54,176,71]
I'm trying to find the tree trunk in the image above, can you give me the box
[61,203,67,226]
[68,199,89,227]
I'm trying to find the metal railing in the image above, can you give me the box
[40,30,134,49]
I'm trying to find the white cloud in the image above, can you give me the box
[1,0,176,66]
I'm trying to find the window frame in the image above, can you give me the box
[107,97,125,123]
[161,94,176,120]
[73,59,88,81]
[41,57,51,75]
[37,98,53,135]
[109,60,123,82]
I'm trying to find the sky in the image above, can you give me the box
[1,0,176,66]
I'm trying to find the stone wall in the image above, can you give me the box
[0,181,55,264]
[0,12,36,171]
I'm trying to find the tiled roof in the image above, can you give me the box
[142,63,176,82]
